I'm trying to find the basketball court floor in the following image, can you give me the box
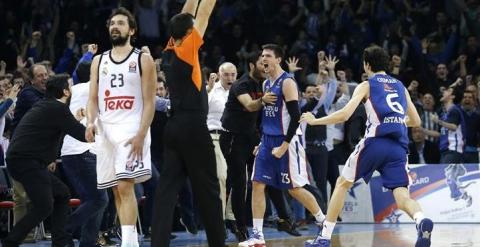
[26,223,480,246]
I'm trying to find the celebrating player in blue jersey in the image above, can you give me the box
[238,44,326,247]
[300,46,434,247]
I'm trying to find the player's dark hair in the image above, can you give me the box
[262,44,284,60]
[452,86,464,105]
[363,45,390,72]
[246,51,262,66]
[168,13,195,40]
[108,7,137,40]
[46,74,70,99]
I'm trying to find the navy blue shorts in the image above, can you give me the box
[342,137,409,189]
[252,135,309,190]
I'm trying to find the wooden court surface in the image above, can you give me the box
[25,223,480,246]
[182,223,480,247]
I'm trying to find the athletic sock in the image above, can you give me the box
[131,226,139,247]
[252,218,264,237]
[314,210,326,224]
[121,225,135,247]
[413,212,425,225]
[321,220,336,239]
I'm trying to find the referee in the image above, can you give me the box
[2,75,87,247]
[151,0,225,246]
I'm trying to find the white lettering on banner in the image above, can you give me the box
[411,176,430,186]
[383,116,406,124]
[339,164,480,223]
[104,96,135,111]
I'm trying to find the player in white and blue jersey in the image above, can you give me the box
[432,86,466,164]
[239,44,326,247]
[301,46,433,247]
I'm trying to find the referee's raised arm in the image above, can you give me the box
[181,0,199,15]
[193,0,216,37]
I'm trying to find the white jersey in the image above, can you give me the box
[97,48,143,124]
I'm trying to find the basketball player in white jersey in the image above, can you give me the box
[85,7,156,247]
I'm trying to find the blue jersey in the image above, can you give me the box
[364,74,408,148]
[439,105,466,153]
[261,72,296,136]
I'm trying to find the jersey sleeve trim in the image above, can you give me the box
[138,51,143,77]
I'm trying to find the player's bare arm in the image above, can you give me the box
[181,0,199,16]
[422,128,440,138]
[300,81,369,126]
[271,78,298,159]
[85,54,101,142]
[430,113,458,131]
[126,53,157,161]
[193,0,216,37]
[405,88,421,127]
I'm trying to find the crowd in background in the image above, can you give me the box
[0,0,479,244]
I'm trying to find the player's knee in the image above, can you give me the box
[392,187,410,210]
[116,180,135,198]
[287,187,301,197]
[252,181,266,191]
[336,176,354,189]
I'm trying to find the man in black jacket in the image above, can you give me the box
[408,127,440,164]
[10,64,48,135]
[2,75,87,247]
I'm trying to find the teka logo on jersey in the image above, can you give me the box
[104,90,134,111]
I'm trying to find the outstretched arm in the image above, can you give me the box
[182,0,199,16]
[300,81,369,125]
[193,0,217,37]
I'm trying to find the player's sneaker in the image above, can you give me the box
[305,222,329,247]
[238,229,265,247]
[415,218,434,247]
[304,237,330,247]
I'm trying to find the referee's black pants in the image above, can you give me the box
[4,158,72,247]
[152,113,225,247]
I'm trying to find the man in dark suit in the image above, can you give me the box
[409,127,441,164]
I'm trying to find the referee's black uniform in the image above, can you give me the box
[152,28,225,247]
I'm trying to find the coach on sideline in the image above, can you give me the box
[2,74,87,247]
